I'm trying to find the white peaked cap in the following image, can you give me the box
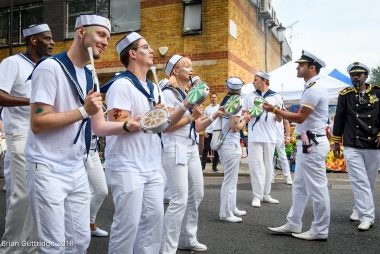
[226,76,244,90]
[255,71,270,81]
[75,14,111,32]
[116,32,143,55]
[165,54,183,76]
[23,24,50,37]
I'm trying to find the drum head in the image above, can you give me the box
[141,109,169,131]
[187,81,209,104]
[249,97,265,117]
[224,95,242,115]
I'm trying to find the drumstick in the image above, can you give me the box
[150,65,162,104]
[87,47,100,92]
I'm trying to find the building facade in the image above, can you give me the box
[0,0,291,97]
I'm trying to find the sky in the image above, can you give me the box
[273,0,380,75]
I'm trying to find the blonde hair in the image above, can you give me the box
[168,57,192,90]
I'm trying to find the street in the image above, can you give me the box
[0,172,379,253]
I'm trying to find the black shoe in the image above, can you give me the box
[212,167,218,172]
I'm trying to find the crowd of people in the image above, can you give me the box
[0,14,379,254]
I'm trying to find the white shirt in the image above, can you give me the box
[161,88,193,141]
[105,78,163,172]
[221,110,242,144]
[295,75,329,135]
[25,58,87,171]
[242,90,282,143]
[0,54,34,134]
[204,104,219,133]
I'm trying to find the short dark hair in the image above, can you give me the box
[210,93,217,98]
[119,32,141,68]
[307,62,321,74]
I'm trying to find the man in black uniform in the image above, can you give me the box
[332,62,380,231]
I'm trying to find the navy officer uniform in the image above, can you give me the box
[332,62,380,231]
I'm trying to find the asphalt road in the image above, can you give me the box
[0,172,379,254]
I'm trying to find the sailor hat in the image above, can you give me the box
[295,50,326,68]
[347,62,370,74]
[164,55,183,76]
[255,71,270,81]
[75,14,111,32]
[116,32,143,55]
[23,24,50,37]
[158,78,170,90]
[226,76,244,90]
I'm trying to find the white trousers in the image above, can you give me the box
[248,142,276,200]
[3,148,11,213]
[160,144,204,254]
[344,147,380,223]
[219,143,242,218]
[0,134,37,254]
[106,169,164,254]
[84,150,108,224]
[27,163,91,254]
[273,138,291,179]
[286,137,330,236]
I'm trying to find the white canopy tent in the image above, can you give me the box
[241,62,350,105]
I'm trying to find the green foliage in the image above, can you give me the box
[370,64,380,86]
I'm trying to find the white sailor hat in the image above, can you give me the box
[158,78,170,90]
[164,55,183,76]
[190,76,201,86]
[75,14,111,33]
[226,76,244,90]
[295,50,326,68]
[116,32,143,55]
[22,24,50,37]
[347,62,370,74]
[255,71,270,81]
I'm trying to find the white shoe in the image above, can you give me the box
[220,215,242,223]
[251,197,261,207]
[268,224,301,234]
[358,221,373,231]
[292,230,328,241]
[286,177,293,185]
[349,210,359,221]
[91,226,108,237]
[234,208,247,216]
[263,196,279,204]
[271,179,276,184]
[178,242,208,252]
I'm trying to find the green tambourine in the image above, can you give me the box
[248,97,266,117]
[187,81,209,104]
[224,95,242,115]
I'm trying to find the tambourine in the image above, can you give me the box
[224,95,242,115]
[248,97,266,117]
[140,108,170,133]
[187,81,209,104]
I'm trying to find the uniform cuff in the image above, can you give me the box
[330,135,342,143]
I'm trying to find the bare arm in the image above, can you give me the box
[195,107,225,132]
[231,115,248,133]
[164,104,203,133]
[0,90,29,107]
[263,103,312,124]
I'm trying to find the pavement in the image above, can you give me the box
[1,166,380,253]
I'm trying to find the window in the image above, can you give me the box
[183,0,202,35]
[66,0,140,37]
[0,3,43,47]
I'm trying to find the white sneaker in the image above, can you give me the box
[268,224,301,234]
[292,230,328,241]
[263,196,279,204]
[234,208,247,216]
[220,215,242,223]
[286,177,293,185]
[251,197,261,207]
[178,242,208,252]
[358,221,373,231]
[91,226,108,237]
[349,210,359,221]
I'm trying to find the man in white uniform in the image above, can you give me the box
[273,109,293,185]
[242,71,282,208]
[101,32,190,254]
[25,15,110,253]
[265,50,330,241]
[0,23,54,253]
[201,93,220,171]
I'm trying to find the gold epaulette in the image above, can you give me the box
[330,135,342,143]
[339,87,356,95]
